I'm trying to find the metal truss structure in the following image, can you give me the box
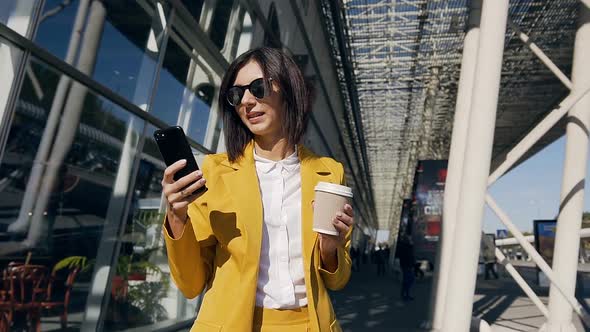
[320,0,580,241]
[321,1,590,330]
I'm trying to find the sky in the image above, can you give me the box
[482,136,590,233]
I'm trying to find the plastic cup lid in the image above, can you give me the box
[314,181,353,198]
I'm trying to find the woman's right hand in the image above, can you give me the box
[162,159,207,238]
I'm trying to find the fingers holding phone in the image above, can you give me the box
[162,159,207,213]
[169,172,206,209]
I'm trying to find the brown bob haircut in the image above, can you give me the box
[218,47,312,163]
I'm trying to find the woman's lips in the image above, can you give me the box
[247,112,264,123]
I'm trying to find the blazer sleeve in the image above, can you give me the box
[163,155,217,299]
[318,161,353,290]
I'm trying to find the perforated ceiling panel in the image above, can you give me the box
[320,0,578,237]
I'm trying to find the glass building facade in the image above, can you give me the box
[0,1,251,330]
[0,1,370,331]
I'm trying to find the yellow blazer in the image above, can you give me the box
[164,142,352,332]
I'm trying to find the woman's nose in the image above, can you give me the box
[241,89,257,106]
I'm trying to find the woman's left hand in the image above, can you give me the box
[316,203,354,272]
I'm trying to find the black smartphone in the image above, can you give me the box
[153,126,207,196]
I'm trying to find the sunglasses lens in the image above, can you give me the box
[250,78,266,99]
[227,87,243,106]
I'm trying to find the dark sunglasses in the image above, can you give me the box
[226,77,271,106]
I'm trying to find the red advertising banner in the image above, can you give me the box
[410,160,447,263]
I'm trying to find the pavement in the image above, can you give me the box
[330,262,590,331]
[473,264,589,331]
[40,261,590,331]
[331,264,432,332]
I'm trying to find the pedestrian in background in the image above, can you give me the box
[397,235,415,301]
[375,243,386,276]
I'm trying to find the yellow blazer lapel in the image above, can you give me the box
[220,142,263,279]
[299,145,332,270]
[218,143,331,274]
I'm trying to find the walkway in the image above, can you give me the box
[473,265,589,331]
[331,264,432,332]
[172,261,590,331]
[332,262,590,331]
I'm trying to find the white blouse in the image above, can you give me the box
[253,147,307,309]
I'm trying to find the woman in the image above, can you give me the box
[162,47,354,331]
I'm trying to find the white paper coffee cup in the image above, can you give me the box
[313,182,353,236]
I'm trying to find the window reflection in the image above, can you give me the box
[104,125,199,330]
[0,1,37,37]
[0,38,24,141]
[150,34,217,145]
[34,0,79,60]
[210,0,234,50]
[0,56,142,331]
[35,0,168,107]
[180,0,205,23]
[264,3,281,48]
[0,0,225,330]
[235,11,253,57]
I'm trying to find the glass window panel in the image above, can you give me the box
[210,0,234,50]
[180,0,205,23]
[150,34,218,145]
[264,3,281,48]
[0,56,143,331]
[35,0,168,106]
[33,0,78,60]
[0,1,37,37]
[209,117,223,152]
[104,124,199,330]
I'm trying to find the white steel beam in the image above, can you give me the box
[495,247,549,318]
[495,228,590,247]
[488,86,590,186]
[508,20,573,90]
[432,1,481,330]
[496,235,535,246]
[442,1,509,330]
[544,4,590,331]
[7,0,90,234]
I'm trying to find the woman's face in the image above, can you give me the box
[232,60,285,140]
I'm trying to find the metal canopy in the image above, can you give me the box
[320,0,578,235]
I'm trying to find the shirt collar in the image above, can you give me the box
[253,146,300,174]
